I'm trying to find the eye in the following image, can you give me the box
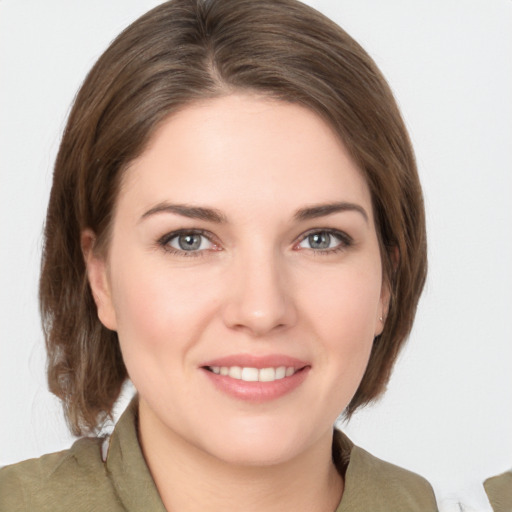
[297,230,351,252]
[158,230,216,255]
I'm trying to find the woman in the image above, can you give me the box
[0,0,436,510]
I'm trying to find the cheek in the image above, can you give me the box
[108,252,220,363]
[306,264,382,338]
[301,263,381,384]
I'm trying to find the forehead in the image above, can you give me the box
[118,94,373,222]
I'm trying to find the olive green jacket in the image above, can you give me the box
[1,400,438,511]
[484,471,512,512]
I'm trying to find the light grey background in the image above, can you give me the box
[1,0,511,505]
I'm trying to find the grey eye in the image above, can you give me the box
[298,230,348,251]
[180,234,202,250]
[307,232,332,249]
[168,233,212,252]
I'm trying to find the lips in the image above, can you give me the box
[200,354,310,402]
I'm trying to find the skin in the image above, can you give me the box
[84,94,389,512]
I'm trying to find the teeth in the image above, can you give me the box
[208,365,297,382]
[259,367,275,382]
[241,367,259,381]
[228,366,242,379]
[275,366,286,379]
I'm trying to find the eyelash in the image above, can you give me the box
[157,229,217,258]
[156,228,353,257]
[296,229,353,255]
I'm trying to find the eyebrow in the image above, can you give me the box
[140,202,228,223]
[293,202,369,223]
[140,200,368,224]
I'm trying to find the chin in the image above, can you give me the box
[199,417,324,468]
[209,440,300,467]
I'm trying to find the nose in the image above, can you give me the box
[221,249,297,337]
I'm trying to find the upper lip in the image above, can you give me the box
[200,353,309,370]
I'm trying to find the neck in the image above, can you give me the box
[138,401,343,512]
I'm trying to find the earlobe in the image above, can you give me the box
[81,229,117,331]
[375,270,393,337]
[374,289,389,337]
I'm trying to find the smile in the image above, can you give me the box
[201,355,310,402]
[206,366,297,382]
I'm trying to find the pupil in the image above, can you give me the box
[309,232,330,249]
[178,234,201,251]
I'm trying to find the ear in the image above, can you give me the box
[374,246,398,337]
[374,279,390,337]
[81,229,117,331]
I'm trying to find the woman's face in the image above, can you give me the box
[88,94,388,466]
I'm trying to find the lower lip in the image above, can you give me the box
[201,367,310,403]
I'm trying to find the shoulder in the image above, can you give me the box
[350,444,438,507]
[484,470,512,512]
[335,431,438,511]
[0,437,121,512]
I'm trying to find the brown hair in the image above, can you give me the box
[41,0,427,435]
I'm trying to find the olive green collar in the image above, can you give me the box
[105,399,167,512]
[105,397,437,512]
